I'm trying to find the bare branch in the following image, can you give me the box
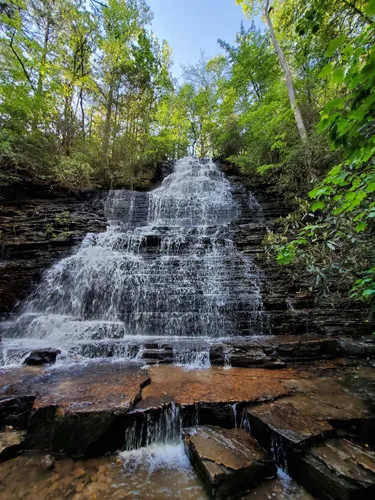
[9,31,35,91]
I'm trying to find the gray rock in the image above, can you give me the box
[23,348,61,366]
[184,426,276,499]
[40,454,55,470]
[288,439,375,500]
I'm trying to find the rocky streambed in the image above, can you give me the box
[1,358,375,499]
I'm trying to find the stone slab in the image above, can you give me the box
[247,390,372,448]
[0,361,150,457]
[185,426,275,499]
[288,439,375,500]
[137,365,296,410]
[210,335,342,368]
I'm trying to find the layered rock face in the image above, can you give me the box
[1,159,372,338]
[0,185,106,317]
[227,174,374,337]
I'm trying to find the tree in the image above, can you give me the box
[236,0,307,141]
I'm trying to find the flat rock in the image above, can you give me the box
[0,429,25,460]
[247,390,372,448]
[248,397,334,447]
[288,439,375,500]
[0,361,150,457]
[185,426,276,499]
[137,365,296,410]
[210,335,342,368]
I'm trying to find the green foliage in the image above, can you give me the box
[45,211,71,240]
[53,155,94,190]
[0,0,177,189]
[274,4,375,307]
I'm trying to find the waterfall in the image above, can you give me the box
[2,157,267,365]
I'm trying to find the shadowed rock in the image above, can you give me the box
[247,391,372,449]
[185,426,276,499]
[288,439,375,500]
[23,348,61,366]
[0,429,25,461]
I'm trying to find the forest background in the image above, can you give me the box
[1,0,374,310]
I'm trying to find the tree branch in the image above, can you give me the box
[90,0,108,9]
[9,31,35,91]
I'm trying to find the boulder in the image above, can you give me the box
[0,396,35,429]
[23,348,61,366]
[184,426,276,499]
[40,453,55,470]
[25,360,150,456]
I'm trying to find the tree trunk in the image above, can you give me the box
[79,88,85,137]
[101,77,115,178]
[32,15,51,131]
[264,0,307,142]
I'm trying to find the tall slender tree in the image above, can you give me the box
[236,0,308,141]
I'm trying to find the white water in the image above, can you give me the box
[1,157,267,366]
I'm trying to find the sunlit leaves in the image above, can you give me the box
[274,2,375,308]
[325,35,346,58]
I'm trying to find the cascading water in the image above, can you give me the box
[1,157,267,366]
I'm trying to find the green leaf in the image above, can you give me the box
[323,98,345,113]
[332,67,345,84]
[327,241,336,250]
[319,63,333,79]
[277,253,295,265]
[311,201,325,212]
[365,0,375,16]
[325,35,346,57]
[355,221,368,232]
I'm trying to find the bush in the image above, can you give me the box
[52,154,94,190]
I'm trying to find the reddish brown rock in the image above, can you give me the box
[1,361,150,457]
[185,426,275,499]
[139,365,295,409]
[135,365,296,429]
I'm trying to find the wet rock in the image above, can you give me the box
[0,395,35,429]
[23,348,61,366]
[274,336,339,360]
[0,191,106,317]
[138,365,292,409]
[0,360,150,457]
[243,475,314,499]
[54,458,74,474]
[247,390,372,451]
[41,454,55,470]
[0,429,25,460]
[185,426,276,499]
[210,336,343,368]
[339,336,375,359]
[25,361,150,456]
[288,439,375,500]
[247,397,334,450]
